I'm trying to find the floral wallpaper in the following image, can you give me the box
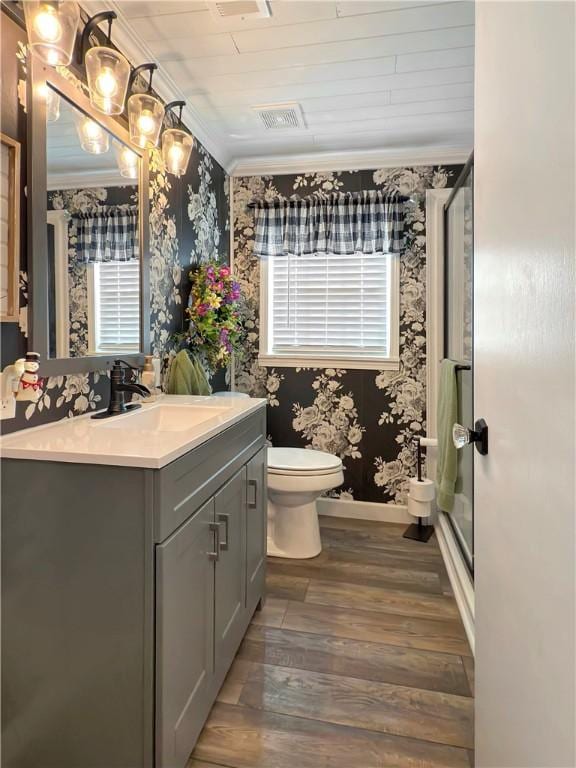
[0,12,229,434]
[233,166,462,504]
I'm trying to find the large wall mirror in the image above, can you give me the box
[29,58,150,375]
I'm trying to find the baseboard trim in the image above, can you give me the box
[318,497,411,524]
[435,512,475,655]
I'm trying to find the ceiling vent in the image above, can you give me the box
[210,1,272,20]
[253,103,306,131]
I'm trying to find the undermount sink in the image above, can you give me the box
[96,404,229,432]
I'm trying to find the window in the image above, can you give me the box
[87,261,140,354]
[259,251,399,370]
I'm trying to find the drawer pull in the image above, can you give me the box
[208,522,220,561]
[248,478,258,509]
[218,513,229,551]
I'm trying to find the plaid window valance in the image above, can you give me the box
[250,191,407,258]
[74,206,139,263]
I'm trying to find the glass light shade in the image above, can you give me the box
[127,93,164,149]
[24,2,80,67]
[45,87,60,122]
[161,128,193,177]
[114,142,139,180]
[74,113,109,155]
[85,46,130,116]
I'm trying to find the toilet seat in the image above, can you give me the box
[268,447,343,476]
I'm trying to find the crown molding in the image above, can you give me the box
[48,169,136,190]
[80,1,232,173]
[230,146,472,177]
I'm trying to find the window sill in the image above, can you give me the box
[257,354,400,371]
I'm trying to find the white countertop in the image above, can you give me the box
[0,394,266,469]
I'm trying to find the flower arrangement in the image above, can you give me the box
[184,262,243,370]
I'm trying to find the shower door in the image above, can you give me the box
[444,156,474,571]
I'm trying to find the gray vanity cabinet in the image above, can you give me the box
[156,497,215,768]
[156,458,265,768]
[2,409,267,768]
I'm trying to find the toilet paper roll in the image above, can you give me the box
[408,496,433,519]
[409,477,435,502]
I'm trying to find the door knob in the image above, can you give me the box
[452,418,488,455]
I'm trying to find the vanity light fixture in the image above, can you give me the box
[81,12,130,116]
[114,142,139,179]
[127,64,164,150]
[161,101,193,177]
[24,1,80,67]
[74,113,109,155]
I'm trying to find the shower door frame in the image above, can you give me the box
[443,155,475,575]
[425,163,475,654]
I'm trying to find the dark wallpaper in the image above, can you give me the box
[233,168,463,504]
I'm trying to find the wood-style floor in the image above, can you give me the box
[188,516,475,768]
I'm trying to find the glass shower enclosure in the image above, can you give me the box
[443,156,474,572]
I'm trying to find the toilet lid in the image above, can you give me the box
[267,447,342,475]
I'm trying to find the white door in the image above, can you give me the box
[475,2,575,767]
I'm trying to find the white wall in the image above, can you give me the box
[475,2,575,766]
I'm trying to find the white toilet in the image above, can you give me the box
[266,447,344,559]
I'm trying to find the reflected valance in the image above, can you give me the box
[74,205,139,263]
[250,191,407,258]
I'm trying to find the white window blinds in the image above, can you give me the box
[89,261,140,354]
[267,251,396,361]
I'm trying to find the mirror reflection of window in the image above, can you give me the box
[87,261,140,354]
[45,86,141,358]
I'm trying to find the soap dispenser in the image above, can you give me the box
[141,355,158,400]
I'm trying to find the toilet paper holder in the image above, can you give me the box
[415,435,438,482]
[403,436,438,544]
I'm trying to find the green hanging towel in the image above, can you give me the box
[166,349,212,396]
[436,359,458,512]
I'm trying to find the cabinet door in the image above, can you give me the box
[214,469,247,680]
[156,498,216,768]
[246,447,267,613]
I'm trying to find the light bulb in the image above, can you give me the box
[85,47,130,116]
[122,148,136,163]
[115,143,138,179]
[128,93,164,149]
[83,119,103,140]
[137,110,156,136]
[167,143,184,172]
[161,127,193,177]
[33,6,62,42]
[46,48,60,66]
[121,148,137,169]
[75,114,109,154]
[95,67,118,98]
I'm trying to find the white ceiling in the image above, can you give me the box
[88,0,475,171]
